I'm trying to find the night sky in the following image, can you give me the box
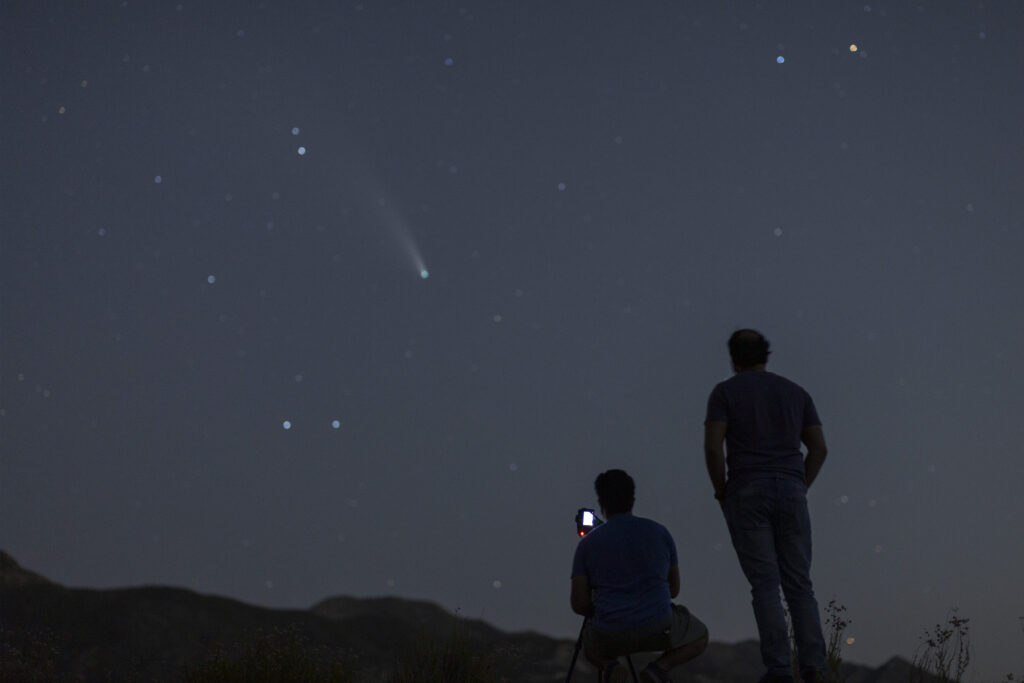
[3,1,1023,677]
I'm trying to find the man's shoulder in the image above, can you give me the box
[582,516,674,556]
[712,371,814,404]
[711,375,733,389]
[739,370,810,392]
[633,515,674,540]
[708,376,734,399]
[766,371,814,396]
[593,514,669,535]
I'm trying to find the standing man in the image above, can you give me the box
[704,330,829,683]
[571,469,708,683]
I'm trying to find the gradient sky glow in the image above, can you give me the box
[2,1,1023,678]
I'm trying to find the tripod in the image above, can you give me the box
[565,617,640,683]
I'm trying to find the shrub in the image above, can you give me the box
[822,599,850,683]
[183,629,354,683]
[385,618,498,683]
[910,609,970,683]
[0,627,59,683]
[786,598,850,683]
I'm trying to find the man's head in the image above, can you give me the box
[594,469,635,516]
[728,328,771,370]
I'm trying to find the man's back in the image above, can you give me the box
[706,370,820,485]
[571,514,675,631]
[704,330,828,682]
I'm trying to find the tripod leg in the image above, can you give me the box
[625,655,639,682]
[565,618,588,683]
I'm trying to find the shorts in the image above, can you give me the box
[584,604,708,658]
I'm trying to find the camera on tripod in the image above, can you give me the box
[575,507,603,537]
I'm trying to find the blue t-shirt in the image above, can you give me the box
[705,370,821,487]
[570,514,676,631]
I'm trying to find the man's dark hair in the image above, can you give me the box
[728,329,771,367]
[595,469,635,515]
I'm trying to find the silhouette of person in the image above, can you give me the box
[704,329,829,683]
[571,469,708,682]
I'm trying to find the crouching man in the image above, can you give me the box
[571,469,708,683]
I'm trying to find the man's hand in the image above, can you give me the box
[801,425,828,487]
[704,420,728,501]
[570,575,594,617]
[668,564,680,599]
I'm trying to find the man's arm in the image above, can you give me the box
[668,564,680,599]
[570,575,594,617]
[704,420,728,500]
[801,424,828,487]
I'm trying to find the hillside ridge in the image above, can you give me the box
[0,550,906,682]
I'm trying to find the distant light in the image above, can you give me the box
[291,126,300,135]
[444,57,454,66]
[207,275,216,284]
[557,182,567,191]
[849,44,858,52]
[282,420,292,430]
[492,580,502,589]
[509,463,518,472]
[773,227,783,237]
[58,105,66,114]
[297,146,306,155]
[776,56,785,64]
[846,637,856,645]
[81,80,88,88]
[420,269,429,279]
[331,420,341,429]
[98,228,107,237]
[154,175,163,184]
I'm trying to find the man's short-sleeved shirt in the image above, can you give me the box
[571,514,676,631]
[705,370,821,486]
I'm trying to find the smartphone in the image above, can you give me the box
[575,507,603,537]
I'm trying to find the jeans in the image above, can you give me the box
[723,477,826,679]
